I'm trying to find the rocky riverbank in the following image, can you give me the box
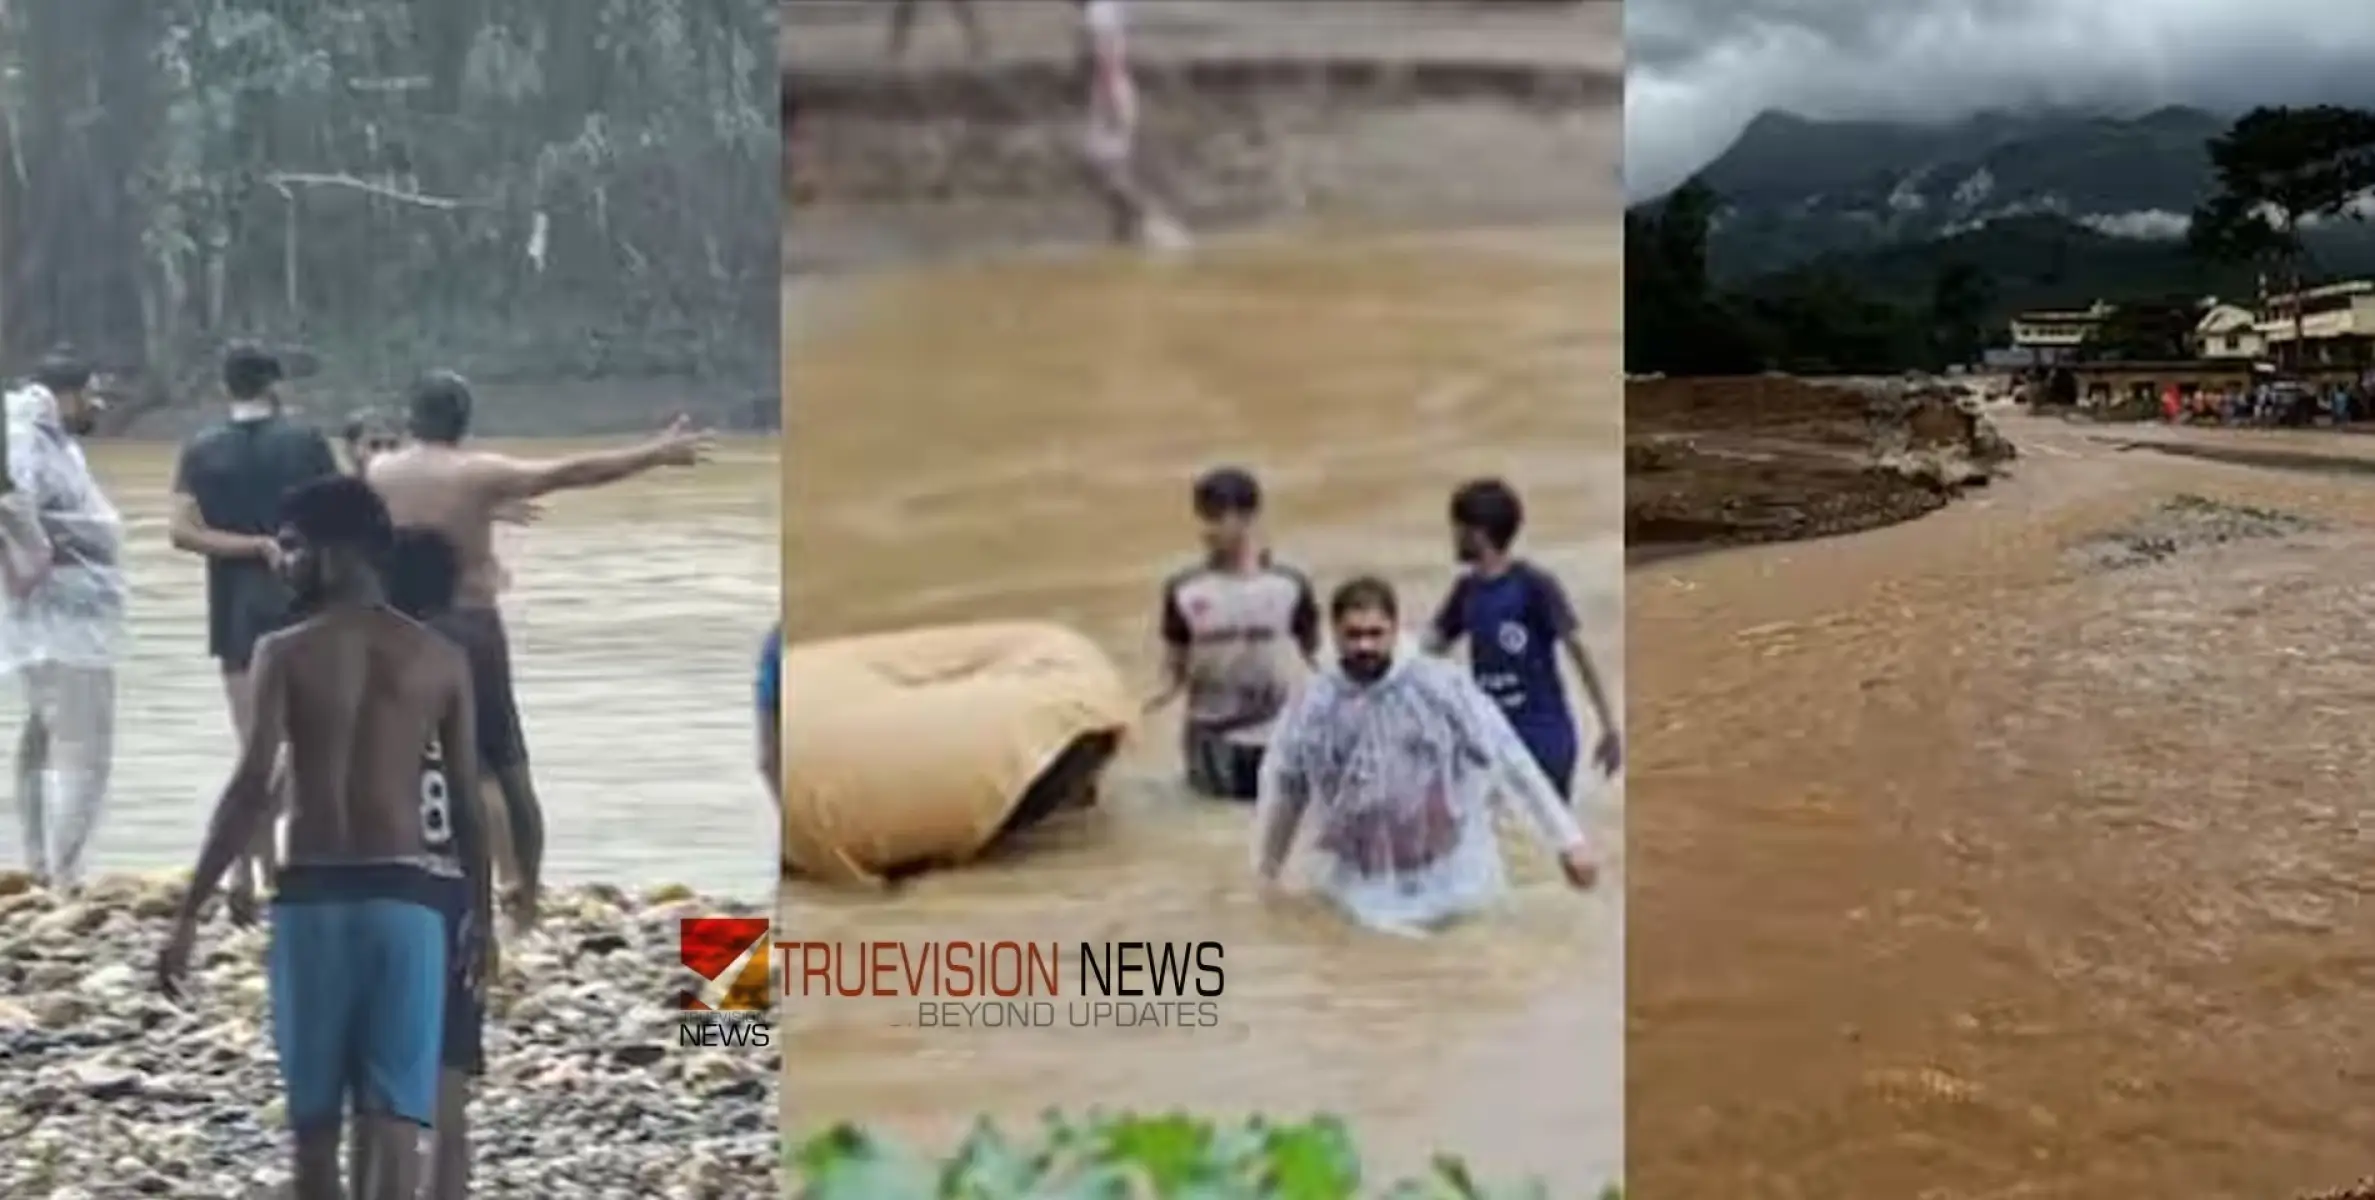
[0,873,778,1199]
[1626,374,2016,558]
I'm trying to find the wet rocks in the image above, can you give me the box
[2306,1181,2375,1200]
[1969,417,2018,467]
[2073,494,2320,571]
[1624,435,1691,474]
[1868,381,2017,487]
[0,875,779,1198]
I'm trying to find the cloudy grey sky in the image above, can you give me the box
[1626,0,2375,201]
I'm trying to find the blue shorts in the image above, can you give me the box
[267,864,450,1130]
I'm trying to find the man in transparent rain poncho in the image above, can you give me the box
[1253,576,1597,933]
[0,351,127,890]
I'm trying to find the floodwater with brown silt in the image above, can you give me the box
[1629,405,2375,1198]
[0,437,782,899]
[780,229,1623,1190]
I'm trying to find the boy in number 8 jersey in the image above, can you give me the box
[379,525,495,1198]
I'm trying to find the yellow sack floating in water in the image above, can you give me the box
[780,621,1134,885]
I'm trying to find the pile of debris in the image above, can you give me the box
[1863,379,2018,490]
[1626,374,2016,553]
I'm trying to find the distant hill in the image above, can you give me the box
[1736,214,2375,330]
[1683,106,2375,285]
[1741,215,2233,324]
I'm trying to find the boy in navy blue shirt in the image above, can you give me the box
[1425,479,1621,798]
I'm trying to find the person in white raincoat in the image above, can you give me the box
[0,351,126,889]
[1252,576,1597,933]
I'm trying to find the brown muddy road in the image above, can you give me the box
[1630,410,2375,1198]
[781,229,1623,1191]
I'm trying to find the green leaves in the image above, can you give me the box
[794,1124,941,1198]
[789,1112,1575,1200]
[1255,1115,1359,1199]
[12,0,774,385]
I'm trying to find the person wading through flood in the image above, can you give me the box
[0,350,126,890]
[1145,467,1320,802]
[155,477,485,1200]
[168,343,342,920]
[1425,478,1622,797]
[1254,577,1597,935]
[364,370,712,931]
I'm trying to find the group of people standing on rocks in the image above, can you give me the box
[1,341,721,1198]
[1143,466,1621,933]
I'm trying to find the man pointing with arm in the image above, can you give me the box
[364,370,711,933]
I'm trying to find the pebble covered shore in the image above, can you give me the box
[0,873,780,1198]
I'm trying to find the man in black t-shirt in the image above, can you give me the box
[166,343,340,917]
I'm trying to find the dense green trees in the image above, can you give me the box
[2091,297,2201,362]
[1625,179,1967,376]
[1624,180,1761,376]
[0,0,774,396]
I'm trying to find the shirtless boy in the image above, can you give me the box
[364,370,710,929]
[155,476,486,1200]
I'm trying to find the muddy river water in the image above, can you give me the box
[1630,411,2375,1199]
[781,229,1624,1190]
[0,437,781,900]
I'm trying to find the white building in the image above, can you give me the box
[2192,302,2265,360]
[2005,300,2112,365]
[2257,280,2375,372]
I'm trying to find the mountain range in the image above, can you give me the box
[1678,105,2375,297]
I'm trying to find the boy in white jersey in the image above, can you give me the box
[1147,467,1318,800]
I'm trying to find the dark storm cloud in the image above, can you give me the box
[1626,0,2375,199]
